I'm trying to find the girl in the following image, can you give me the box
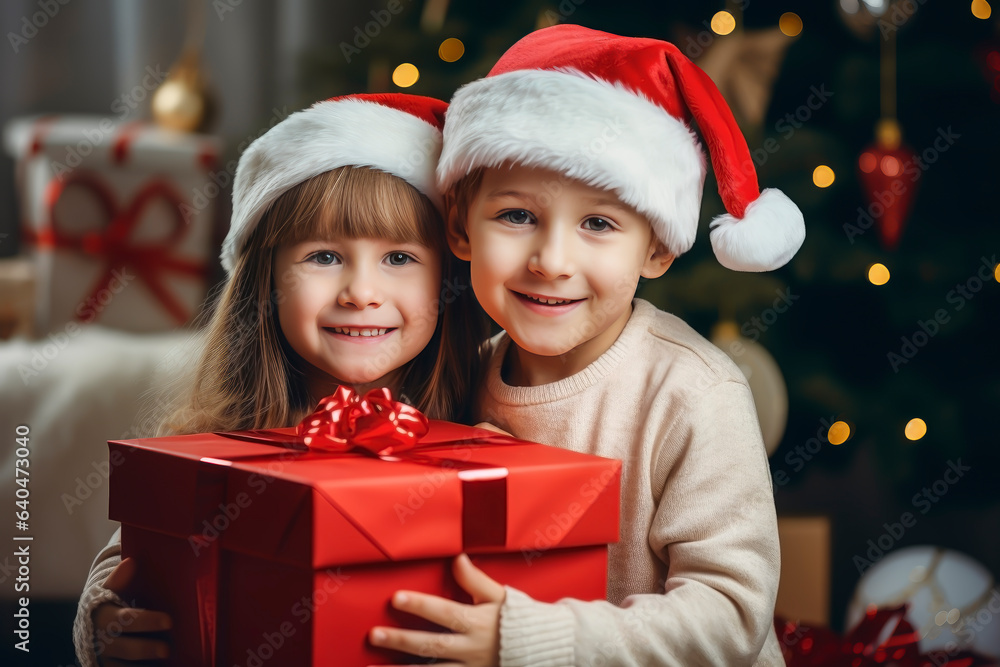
[72,93,488,666]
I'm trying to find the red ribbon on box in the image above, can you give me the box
[194,388,511,665]
[22,171,206,325]
[776,604,999,667]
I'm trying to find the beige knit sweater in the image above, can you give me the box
[485,299,785,666]
[74,298,783,666]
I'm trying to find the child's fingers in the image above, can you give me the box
[369,625,466,659]
[98,634,170,661]
[453,554,505,605]
[95,604,172,634]
[388,591,473,632]
[102,557,136,594]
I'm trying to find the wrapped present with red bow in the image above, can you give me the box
[776,604,1000,667]
[109,388,622,666]
[2,115,221,334]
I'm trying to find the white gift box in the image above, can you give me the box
[3,115,221,334]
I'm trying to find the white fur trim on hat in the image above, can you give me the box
[437,69,707,258]
[222,99,443,273]
[709,188,805,272]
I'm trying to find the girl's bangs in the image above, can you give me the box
[279,167,441,250]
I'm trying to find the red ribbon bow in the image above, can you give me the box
[23,171,206,325]
[295,386,429,457]
[776,604,999,667]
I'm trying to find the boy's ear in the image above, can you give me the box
[445,201,472,261]
[640,239,675,279]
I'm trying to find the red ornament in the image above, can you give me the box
[857,119,919,250]
[776,604,1000,667]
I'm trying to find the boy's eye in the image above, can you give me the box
[498,209,534,225]
[582,217,613,232]
[308,251,339,265]
[387,252,413,266]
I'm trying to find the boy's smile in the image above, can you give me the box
[450,165,674,385]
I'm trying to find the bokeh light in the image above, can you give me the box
[881,155,900,177]
[813,165,835,188]
[905,418,927,441]
[828,421,851,445]
[779,13,803,37]
[972,0,992,20]
[392,63,419,88]
[438,38,465,62]
[859,152,877,173]
[711,11,736,35]
[868,263,890,285]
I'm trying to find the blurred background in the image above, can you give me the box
[1,0,998,664]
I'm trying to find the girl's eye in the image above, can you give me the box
[387,252,413,266]
[308,251,339,266]
[498,209,534,225]
[582,217,614,232]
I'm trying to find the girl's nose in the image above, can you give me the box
[337,267,384,309]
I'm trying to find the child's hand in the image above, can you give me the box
[92,557,172,665]
[474,422,512,437]
[368,553,505,667]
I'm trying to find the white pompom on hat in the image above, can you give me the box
[436,25,805,272]
[221,93,447,274]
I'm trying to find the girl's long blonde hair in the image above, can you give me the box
[160,166,487,435]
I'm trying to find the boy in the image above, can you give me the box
[369,25,805,666]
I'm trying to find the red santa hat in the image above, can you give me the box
[222,93,447,274]
[436,25,805,272]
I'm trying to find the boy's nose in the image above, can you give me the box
[337,268,384,309]
[529,227,574,279]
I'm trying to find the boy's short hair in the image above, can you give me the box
[445,167,484,229]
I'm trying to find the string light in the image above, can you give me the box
[813,165,835,188]
[828,421,852,445]
[880,155,901,177]
[392,63,419,88]
[972,0,992,20]
[438,38,465,62]
[859,152,877,173]
[711,11,736,35]
[905,418,927,441]
[779,13,803,37]
[868,263,890,285]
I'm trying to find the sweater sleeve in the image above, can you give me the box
[73,526,126,667]
[498,378,782,667]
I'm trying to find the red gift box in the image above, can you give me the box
[109,389,621,666]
